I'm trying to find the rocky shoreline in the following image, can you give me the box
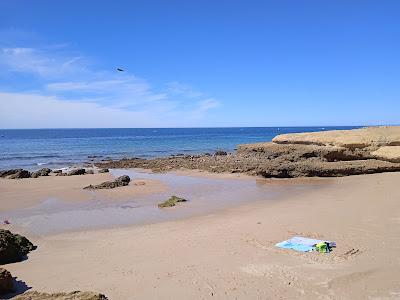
[95,127,400,178]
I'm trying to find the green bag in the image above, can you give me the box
[315,242,328,253]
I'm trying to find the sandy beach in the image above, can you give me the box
[1,170,400,299]
[2,0,399,297]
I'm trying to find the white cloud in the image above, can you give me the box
[0,45,221,127]
[166,81,204,98]
[0,47,87,78]
[196,98,220,111]
[0,92,219,128]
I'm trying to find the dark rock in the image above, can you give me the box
[31,168,52,178]
[67,169,86,176]
[215,150,227,156]
[0,169,23,178]
[14,291,108,300]
[8,170,31,179]
[52,169,62,174]
[85,170,94,174]
[0,268,13,294]
[98,168,109,173]
[83,175,130,190]
[0,229,36,264]
[115,175,130,184]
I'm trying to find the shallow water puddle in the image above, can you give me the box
[0,169,330,235]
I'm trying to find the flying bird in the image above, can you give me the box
[116,68,124,72]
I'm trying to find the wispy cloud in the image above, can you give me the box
[0,91,217,128]
[166,81,204,98]
[0,47,87,78]
[0,44,221,127]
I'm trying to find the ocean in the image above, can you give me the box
[0,127,359,170]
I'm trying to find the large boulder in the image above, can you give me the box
[31,168,52,178]
[0,268,13,295]
[67,169,86,176]
[98,168,109,173]
[14,291,108,300]
[0,230,36,264]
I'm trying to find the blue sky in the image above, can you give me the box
[0,0,399,128]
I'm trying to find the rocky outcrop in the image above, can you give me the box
[0,229,36,264]
[31,168,52,178]
[83,175,131,190]
[67,169,86,176]
[95,127,400,178]
[0,268,13,294]
[98,168,109,173]
[14,291,108,300]
[272,126,400,149]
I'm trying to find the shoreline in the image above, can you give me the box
[2,127,400,181]
[3,171,400,299]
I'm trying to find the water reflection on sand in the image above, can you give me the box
[1,169,331,235]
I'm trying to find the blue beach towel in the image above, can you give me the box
[275,236,335,253]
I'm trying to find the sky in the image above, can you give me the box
[0,0,399,128]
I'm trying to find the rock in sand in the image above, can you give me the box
[67,169,86,176]
[0,229,37,264]
[7,170,31,179]
[14,291,108,300]
[158,195,187,208]
[31,168,52,178]
[0,268,13,295]
[83,175,131,190]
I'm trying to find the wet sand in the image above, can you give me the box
[0,172,167,212]
[1,171,400,299]
[0,169,328,236]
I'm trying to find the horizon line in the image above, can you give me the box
[1,124,399,130]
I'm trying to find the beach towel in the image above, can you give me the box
[275,236,335,253]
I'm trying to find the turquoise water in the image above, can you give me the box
[0,127,358,170]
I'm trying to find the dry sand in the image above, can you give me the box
[0,173,167,212]
[2,171,400,299]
